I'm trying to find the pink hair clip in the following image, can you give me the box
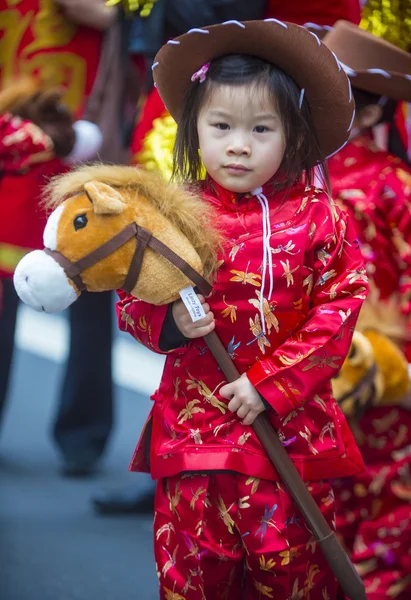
[191,63,210,83]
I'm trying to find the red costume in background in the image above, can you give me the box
[0,112,57,278]
[0,113,53,173]
[329,133,411,600]
[0,0,102,278]
[329,133,411,357]
[333,405,411,600]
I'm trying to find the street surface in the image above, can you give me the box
[1,304,163,600]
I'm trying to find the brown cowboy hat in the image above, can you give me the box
[323,20,411,102]
[302,22,332,41]
[153,19,355,162]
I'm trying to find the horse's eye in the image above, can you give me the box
[348,345,357,360]
[74,214,88,231]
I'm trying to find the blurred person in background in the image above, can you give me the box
[91,0,362,515]
[322,18,411,600]
[0,0,140,476]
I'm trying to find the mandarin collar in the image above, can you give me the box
[204,177,278,212]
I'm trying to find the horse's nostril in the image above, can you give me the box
[41,306,45,312]
[25,276,29,283]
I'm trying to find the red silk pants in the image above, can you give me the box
[154,473,338,600]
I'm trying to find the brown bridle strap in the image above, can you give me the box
[44,221,212,297]
[147,236,212,297]
[122,225,152,294]
[44,248,87,292]
[44,222,139,293]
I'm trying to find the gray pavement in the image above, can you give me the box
[0,346,159,600]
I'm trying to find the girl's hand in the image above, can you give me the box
[220,373,265,426]
[54,0,117,31]
[172,295,215,339]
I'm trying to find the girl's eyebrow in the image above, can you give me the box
[208,109,231,118]
[254,113,279,120]
[207,110,278,121]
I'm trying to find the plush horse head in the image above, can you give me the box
[332,290,411,420]
[14,164,220,312]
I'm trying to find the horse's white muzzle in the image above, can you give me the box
[13,250,78,313]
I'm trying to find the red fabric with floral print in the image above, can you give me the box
[117,179,367,483]
[154,473,337,600]
[0,113,53,173]
[0,113,63,279]
[0,0,102,279]
[334,406,411,600]
[329,137,411,599]
[328,133,411,359]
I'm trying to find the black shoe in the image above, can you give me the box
[92,485,155,515]
[60,457,99,478]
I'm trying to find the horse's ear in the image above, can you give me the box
[84,181,125,215]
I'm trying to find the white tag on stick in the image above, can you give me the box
[179,286,206,322]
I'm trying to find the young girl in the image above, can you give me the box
[117,20,368,600]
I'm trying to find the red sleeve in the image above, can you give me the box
[116,290,184,355]
[382,165,411,357]
[0,113,53,173]
[247,203,368,418]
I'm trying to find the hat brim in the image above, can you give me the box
[347,71,411,103]
[153,20,355,164]
[302,22,332,41]
[322,20,411,103]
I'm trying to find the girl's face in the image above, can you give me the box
[197,84,286,193]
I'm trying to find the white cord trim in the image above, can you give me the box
[251,187,274,334]
[264,19,288,29]
[222,20,245,28]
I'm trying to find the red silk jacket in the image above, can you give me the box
[0,113,53,173]
[328,133,411,353]
[117,180,367,482]
[0,113,61,279]
[0,0,102,279]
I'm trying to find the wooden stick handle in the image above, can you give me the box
[204,330,367,600]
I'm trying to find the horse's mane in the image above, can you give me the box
[43,164,221,281]
[357,281,409,343]
[0,78,40,114]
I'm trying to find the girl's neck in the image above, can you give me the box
[206,172,290,199]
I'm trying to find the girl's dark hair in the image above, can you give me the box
[353,88,410,165]
[172,54,330,192]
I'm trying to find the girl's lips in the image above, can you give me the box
[224,164,251,174]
